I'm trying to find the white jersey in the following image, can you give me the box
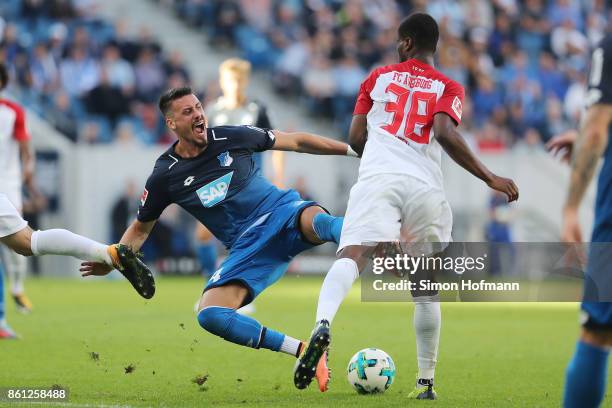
[353,59,464,189]
[0,98,29,192]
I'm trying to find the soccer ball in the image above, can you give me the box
[347,348,396,394]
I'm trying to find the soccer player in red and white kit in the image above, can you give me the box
[0,63,154,338]
[0,62,35,312]
[294,13,519,398]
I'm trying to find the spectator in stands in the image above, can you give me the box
[46,90,78,142]
[134,46,165,103]
[114,121,142,147]
[164,50,190,85]
[30,42,59,95]
[303,52,335,117]
[59,46,99,96]
[85,68,129,126]
[551,18,588,61]
[79,120,102,144]
[472,75,503,126]
[101,42,135,97]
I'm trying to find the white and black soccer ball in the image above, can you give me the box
[347,348,396,394]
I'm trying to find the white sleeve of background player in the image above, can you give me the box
[433,80,465,126]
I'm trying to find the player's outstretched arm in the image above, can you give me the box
[271,130,358,157]
[80,219,156,277]
[432,112,519,202]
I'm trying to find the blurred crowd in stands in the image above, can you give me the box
[167,0,609,150]
[0,0,191,144]
[0,0,610,150]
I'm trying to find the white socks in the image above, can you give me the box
[316,258,359,324]
[1,246,27,294]
[279,335,302,357]
[31,229,112,265]
[413,295,441,380]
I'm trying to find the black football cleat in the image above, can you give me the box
[108,244,155,299]
[294,319,331,390]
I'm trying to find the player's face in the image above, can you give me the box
[167,94,208,147]
[220,71,248,97]
[397,37,412,62]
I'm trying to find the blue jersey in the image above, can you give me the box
[137,125,296,249]
[590,34,612,243]
[582,34,612,327]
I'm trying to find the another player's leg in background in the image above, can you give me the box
[0,246,30,313]
[563,328,611,408]
[196,282,330,391]
[0,262,18,339]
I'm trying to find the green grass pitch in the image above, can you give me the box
[0,275,606,407]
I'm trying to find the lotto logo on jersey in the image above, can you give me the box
[196,172,233,208]
[452,96,463,119]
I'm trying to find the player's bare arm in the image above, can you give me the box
[80,219,156,277]
[271,130,358,156]
[348,114,368,157]
[18,139,34,187]
[562,104,612,243]
[432,112,519,202]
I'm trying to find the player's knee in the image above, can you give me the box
[197,306,232,338]
[582,327,612,347]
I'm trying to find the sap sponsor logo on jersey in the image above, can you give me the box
[452,96,463,119]
[196,172,233,208]
[391,72,432,89]
[140,188,149,206]
[217,151,233,167]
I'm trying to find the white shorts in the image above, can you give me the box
[0,192,27,238]
[338,174,452,252]
[0,182,22,211]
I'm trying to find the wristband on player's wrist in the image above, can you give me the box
[347,146,359,157]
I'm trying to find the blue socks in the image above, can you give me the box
[312,213,343,244]
[197,306,284,351]
[564,340,609,408]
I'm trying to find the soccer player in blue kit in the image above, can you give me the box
[548,33,612,408]
[80,86,354,391]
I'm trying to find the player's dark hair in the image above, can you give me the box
[0,63,9,91]
[398,13,439,53]
[158,86,194,116]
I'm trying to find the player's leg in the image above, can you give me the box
[564,298,612,408]
[196,282,303,355]
[0,262,18,339]
[564,327,612,408]
[299,205,343,245]
[1,194,153,298]
[0,190,31,311]
[1,226,112,264]
[296,176,402,389]
[0,246,30,312]
[402,187,452,400]
[196,281,330,391]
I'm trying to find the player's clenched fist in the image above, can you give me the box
[486,175,519,202]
